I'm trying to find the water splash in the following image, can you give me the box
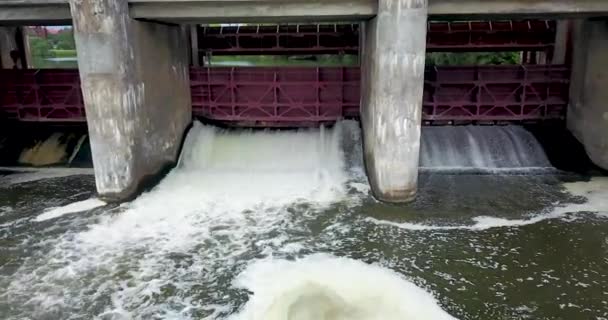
[231,254,456,320]
[367,177,608,231]
[420,126,551,170]
[3,121,360,319]
[35,198,106,222]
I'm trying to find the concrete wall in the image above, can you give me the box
[0,27,18,68]
[568,18,608,170]
[69,0,191,202]
[360,0,428,203]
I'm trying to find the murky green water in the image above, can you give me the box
[0,170,606,319]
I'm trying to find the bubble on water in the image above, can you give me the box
[367,177,608,231]
[231,254,456,320]
[3,121,361,319]
[35,198,105,222]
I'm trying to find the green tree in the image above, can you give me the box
[29,36,53,67]
[426,52,521,66]
[48,29,76,50]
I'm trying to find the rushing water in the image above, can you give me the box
[0,122,607,320]
[420,126,552,170]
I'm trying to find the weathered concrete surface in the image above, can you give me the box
[552,20,571,64]
[361,0,427,203]
[429,0,608,17]
[0,2,72,25]
[567,19,608,171]
[70,0,191,202]
[2,0,608,24]
[128,0,377,22]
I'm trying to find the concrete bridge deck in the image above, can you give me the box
[1,0,608,24]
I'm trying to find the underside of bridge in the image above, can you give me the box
[1,0,608,203]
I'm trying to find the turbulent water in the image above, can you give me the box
[420,126,551,170]
[1,122,608,319]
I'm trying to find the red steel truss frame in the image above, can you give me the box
[423,65,570,122]
[197,20,556,56]
[0,65,569,125]
[0,69,85,122]
[198,24,359,56]
[427,20,556,51]
[190,67,360,126]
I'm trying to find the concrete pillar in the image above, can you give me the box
[552,20,571,65]
[69,0,192,202]
[567,19,608,170]
[360,0,427,203]
[190,25,200,67]
[0,27,18,68]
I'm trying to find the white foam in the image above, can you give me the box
[367,177,608,231]
[420,126,550,169]
[0,167,93,185]
[35,198,106,222]
[231,254,456,320]
[0,206,12,214]
[79,122,348,249]
[5,121,357,318]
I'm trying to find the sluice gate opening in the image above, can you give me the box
[0,20,570,126]
[0,64,570,125]
[0,19,593,177]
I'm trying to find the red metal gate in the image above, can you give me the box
[423,65,570,123]
[190,67,360,126]
[0,65,569,126]
[0,69,85,121]
[197,20,556,56]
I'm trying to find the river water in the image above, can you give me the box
[0,121,607,320]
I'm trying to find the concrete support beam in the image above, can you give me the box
[360,0,427,203]
[0,27,27,69]
[429,0,608,18]
[567,19,608,170]
[190,25,199,67]
[129,0,376,23]
[0,27,18,69]
[69,0,192,202]
[2,0,608,24]
[0,3,71,25]
[552,20,572,65]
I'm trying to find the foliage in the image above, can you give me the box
[208,54,359,67]
[426,52,521,66]
[28,28,77,68]
[48,29,76,50]
[50,49,77,58]
[209,52,520,67]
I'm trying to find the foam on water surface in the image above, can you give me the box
[35,198,106,222]
[4,122,607,319]
[0,167,94,185]
[420,126,551,170]
[3,121,365,319]
[368,177,608,231]
[231,254,456,320]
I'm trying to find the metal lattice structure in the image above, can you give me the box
[198,24,360,56]
[426,20,556,51]
[0,69,85,122]
[0,65,569,125]
[197,20,556,56]
[423,65,570,122]
[190,67,360,126]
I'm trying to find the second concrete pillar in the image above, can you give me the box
[568,19,608,170]
[360,0,428,202]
